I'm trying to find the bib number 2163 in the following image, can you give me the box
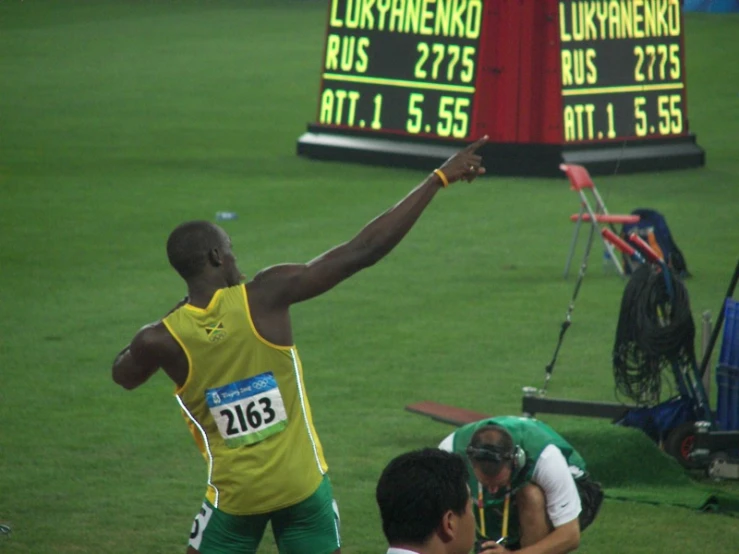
[205,372,288,448]
[221,397,275,435]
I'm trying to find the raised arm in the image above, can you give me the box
[251,136,488,307]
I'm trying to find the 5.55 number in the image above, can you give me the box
[407,93,470,138]
[634,94,683,136]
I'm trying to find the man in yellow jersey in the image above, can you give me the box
[111,136,488,554]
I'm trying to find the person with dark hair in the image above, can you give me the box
[376,448,476,554]
[438,416,603,554]
[111,137,488,554]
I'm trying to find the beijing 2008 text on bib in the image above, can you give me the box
[205,372,288,448]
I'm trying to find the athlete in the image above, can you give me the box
[438,416,603,554]
[111,136,488,554]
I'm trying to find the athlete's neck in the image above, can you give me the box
[186,277,231,308]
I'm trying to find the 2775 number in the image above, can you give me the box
[415,43,476,83]
[634,44,680,82]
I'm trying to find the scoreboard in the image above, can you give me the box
[297,0,705,176]
[316,1,483,138]
[560,0,687,142]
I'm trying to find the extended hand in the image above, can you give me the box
[438,135,488,184]
[477,539,508,554]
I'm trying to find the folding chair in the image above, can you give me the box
[561,163,640,278]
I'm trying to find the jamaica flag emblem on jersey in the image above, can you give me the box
[205,322,227,343]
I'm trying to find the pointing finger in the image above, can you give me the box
[465,135,489,152]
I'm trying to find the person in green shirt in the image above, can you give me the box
[438,416,603,554]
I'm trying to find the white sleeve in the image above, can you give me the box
[438,432,455,452]
[530,444,581,527]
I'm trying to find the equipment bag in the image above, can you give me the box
[620,208,691,278]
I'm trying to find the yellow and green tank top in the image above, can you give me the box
[162,284,328,515]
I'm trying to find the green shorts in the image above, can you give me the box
[188,475,340,554]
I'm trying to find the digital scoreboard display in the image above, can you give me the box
[297,0,704,176]
[559,0,688,143]
[316,0,484,139]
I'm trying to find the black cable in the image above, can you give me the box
[612,263,696,405]
[542,222,597,392]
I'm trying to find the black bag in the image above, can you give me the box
[576,475,604,532]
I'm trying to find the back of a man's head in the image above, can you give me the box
[376,448,469,547]
[466,424,516,478]
[166,220,224,280]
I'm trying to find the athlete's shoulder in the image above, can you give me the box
[132,320,183,367]
[133,321,172,349]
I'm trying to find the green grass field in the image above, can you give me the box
[1,1,738,553]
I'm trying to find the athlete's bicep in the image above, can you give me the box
[112,325,163,390]
[253,244,368,306]
[130,327,164,368]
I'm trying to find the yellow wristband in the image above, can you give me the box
[433,168,449,188]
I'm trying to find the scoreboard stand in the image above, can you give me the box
[297,127,704,177]
[298,127,564,176]
[297,0,705,177]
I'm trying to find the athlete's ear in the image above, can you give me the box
[208,248,223,267]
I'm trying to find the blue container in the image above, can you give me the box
[716,300,739,430]
[719,299,739,369]
[716,366,739,430]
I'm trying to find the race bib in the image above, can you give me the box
[205,372,288,448]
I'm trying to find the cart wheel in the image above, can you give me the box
[664,422,704,469]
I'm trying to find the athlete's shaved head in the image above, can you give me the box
[166,220,229,280]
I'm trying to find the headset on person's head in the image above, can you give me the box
[465,425,526,481]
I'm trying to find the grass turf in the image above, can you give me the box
[1,1,739,553]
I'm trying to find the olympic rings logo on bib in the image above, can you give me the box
[250,378,270,390]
